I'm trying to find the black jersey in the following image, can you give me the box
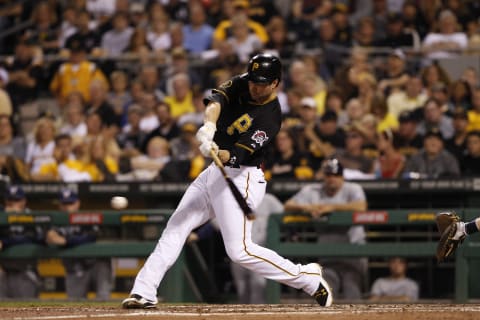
[205,74,282,167]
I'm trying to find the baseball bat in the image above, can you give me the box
[210,149,255,220]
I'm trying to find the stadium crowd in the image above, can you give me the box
[0,0,480,184]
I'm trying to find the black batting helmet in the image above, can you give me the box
[246,53,282,84]
[321,158,344,176]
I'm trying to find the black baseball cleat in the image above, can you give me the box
[122,294,157,309]
[312,265,333,307]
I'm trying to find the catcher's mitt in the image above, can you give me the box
[436,211,465,262]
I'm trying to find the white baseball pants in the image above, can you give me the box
[131,163,322,303]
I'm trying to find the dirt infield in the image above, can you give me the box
[1,304,480,320]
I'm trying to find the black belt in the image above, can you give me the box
[225,164,261,169]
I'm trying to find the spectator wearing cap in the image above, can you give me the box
[393,110,423,158]
[387,76,428,119]
[417,98,454,140]
[307,110,346,171]
[291,96,319,152]
[284,158,368,300]
[46,188,112,300]
[374,12,418,49]
[461,131,480,176]
[445,108,469,162]
[0,185,44,299]
[402,128,460,179]
[212,0,268,49]
[467,87,480,132]
[422,9,468,61]
[376,49,410,96]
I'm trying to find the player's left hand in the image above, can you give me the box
[199,140,219,157]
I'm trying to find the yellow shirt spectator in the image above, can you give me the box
[467,110,480,131]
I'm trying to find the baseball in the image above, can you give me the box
[111,196,128,210]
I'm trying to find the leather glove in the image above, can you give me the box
[196,121,216,144]
[199,140,219,158]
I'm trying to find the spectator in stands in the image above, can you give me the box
[138,65,165,102]
[334,47,372,101]
[79,135,119,182]
[403,128,460,179]
[417,98,454,140]
[461,131,480,176]
[355,72,377,113]
[163,73,195,120]
[22,1,60,55]
[344,98,368,126]
[308,110,346,172]
[100,11,134,57]
[371,94,398,133]
[393,110,423,159]
[59,101,87,141]
[324,88,348,128]
[0,114,27,162]
[36,134,93,182]
[429,82,453,114]
[64,9,101,56]
[117,104,146,158]
[445,107,469,162]
[387,76,428,119]
[0,185,44,299]
[401,0,429,40]
[422,9,468,61]
[141,102,180,153]
[226,13,263,64]
[263,128,313,181]
[376,50,410,97]
[182,1,214,54]
[25,116,56,176]
[449,79,472,112]
[301,73,327,116]
[420,63,451,96]
[169,122,199,162]
[107,70,132,126]
[161,47,202,95]
[374,129,405,179]
[122,136,171,181]
[124,27,152,63]
[136,93,159,133]
[213,0,268,48]
[374,12,418,49]
[46,188,113,300]
[468,87,480,132]
[334,123,375,177]
[291,97,320,153]
[461,67,478,94]
[86,79,119,130]
[265,16,296,60]
[330,4,353,47]
[146,9,171,53]
[369,257,419,302]
[177,89,206,128]
[353,17,375,48]
[49,38,109,106]
[4,41,44,110]
[284,158,368,300]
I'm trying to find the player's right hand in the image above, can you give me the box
[196,121,216,144]
[199,140,219,157]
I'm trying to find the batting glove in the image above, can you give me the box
[199,140,219,158]
[196,121,216,144]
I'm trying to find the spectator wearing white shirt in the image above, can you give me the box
[422,10,468,61]
[25,117,56,175]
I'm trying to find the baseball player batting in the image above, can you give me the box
[122,53,332,308]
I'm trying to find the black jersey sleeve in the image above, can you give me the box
[203,76,242,107]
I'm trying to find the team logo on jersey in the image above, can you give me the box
[219,80,232,89]
[251,130,268,146]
